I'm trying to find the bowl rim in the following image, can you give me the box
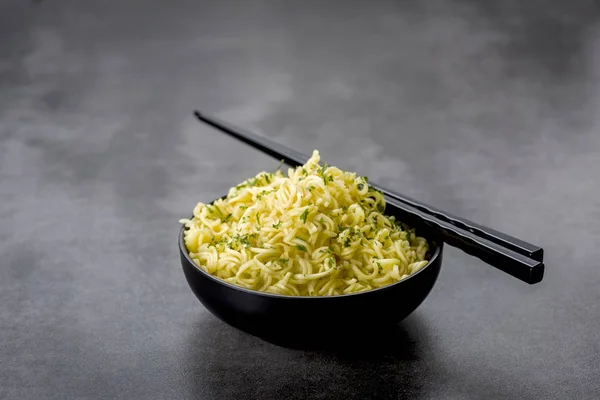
[179,222,443,300]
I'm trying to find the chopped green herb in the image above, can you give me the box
[319,163,331,185]
[341,205,348,211]
[377,262,383,272]
[328,245,334,253]
[295,244,307,252]
[272,221,282,229]
[257,190,272,200]
[300,208,309,223]
[279,258,289,265]
[236,183,247,190]
[377,203,385,213]
[344,239,351,247]
[349,229,362,239]
[238,235,252,247]
[302,168,308,176]
[239,205,248,210]
[223,214,233,222]
[328,258,334,267]
[206,205,214,214]
[319,248,329,254]
[357,183,364,191]
[308,186,316,192]
[214,205,225,218]
[319,217,325,224]
[264,173,271,184]
[406,231,412,242]
[328,175,333,182]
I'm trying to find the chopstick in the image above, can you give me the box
[194,110,542,261]
[194,110,544,284]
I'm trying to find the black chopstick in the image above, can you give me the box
[194,111,542,261]
[194,110,544,284]
[379,196,543,284]
[369,184,543,261]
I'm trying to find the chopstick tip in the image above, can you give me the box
[529,262,544,285]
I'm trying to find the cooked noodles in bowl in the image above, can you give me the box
[179,150,429,296]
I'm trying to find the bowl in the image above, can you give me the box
[179,197,443,341]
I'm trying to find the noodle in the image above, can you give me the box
[180,150,429,296]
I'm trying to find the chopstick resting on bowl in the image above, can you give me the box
[193,110,545,284]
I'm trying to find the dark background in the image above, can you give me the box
[1,0,599,398]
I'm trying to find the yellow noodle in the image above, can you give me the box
[180,150,429,296]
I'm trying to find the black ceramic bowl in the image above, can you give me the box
[179,198,443,341]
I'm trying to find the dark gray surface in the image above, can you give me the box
[1,0,599,398]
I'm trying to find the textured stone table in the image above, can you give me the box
[1,0,599,398]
